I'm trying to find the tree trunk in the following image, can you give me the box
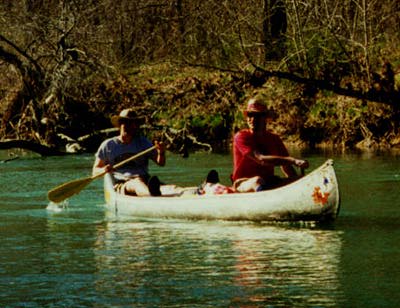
[0,43,45,139]
[263,0,287,61]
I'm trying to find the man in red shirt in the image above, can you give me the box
[232,97,309,192]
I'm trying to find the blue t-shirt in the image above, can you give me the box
[95,136,155,179]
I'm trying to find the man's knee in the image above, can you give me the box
[233,176,265,192]
[124,177,149,196]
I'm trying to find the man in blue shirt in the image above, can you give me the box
[92,108,165,196]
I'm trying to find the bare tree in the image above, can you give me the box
[0,0,399,149]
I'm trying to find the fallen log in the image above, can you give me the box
[0,155,19,163]
[0,139,64,156]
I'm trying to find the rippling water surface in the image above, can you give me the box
[0,150,399,307]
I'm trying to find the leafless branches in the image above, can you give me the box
[0,0,399,148]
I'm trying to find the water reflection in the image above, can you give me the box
[93,215,344,307]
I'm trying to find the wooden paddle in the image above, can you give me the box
[47,145,156,203]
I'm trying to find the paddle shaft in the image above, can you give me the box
[92,145,156,179]
[48,145,156,202]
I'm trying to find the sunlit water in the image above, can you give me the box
[0,149,399,307]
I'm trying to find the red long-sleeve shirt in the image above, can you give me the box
[232,129,289,181]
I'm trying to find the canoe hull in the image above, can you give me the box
[104,159,340,222]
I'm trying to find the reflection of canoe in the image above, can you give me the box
[104,159,340,222]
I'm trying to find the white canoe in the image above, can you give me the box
[104,159,340,222]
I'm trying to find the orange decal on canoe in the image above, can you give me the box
[312,187,330,205]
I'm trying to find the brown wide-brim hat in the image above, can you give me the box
[111,108,141,127]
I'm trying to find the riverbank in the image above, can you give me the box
[1,1,399,155]
[1,62,399,155]
[83,63,400,153]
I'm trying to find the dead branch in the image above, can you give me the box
[254,66,400,106]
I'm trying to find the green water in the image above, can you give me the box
[0,150,399,307]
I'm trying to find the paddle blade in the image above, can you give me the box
[48,177,94,203]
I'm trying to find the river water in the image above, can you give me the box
[0,149,399,307]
